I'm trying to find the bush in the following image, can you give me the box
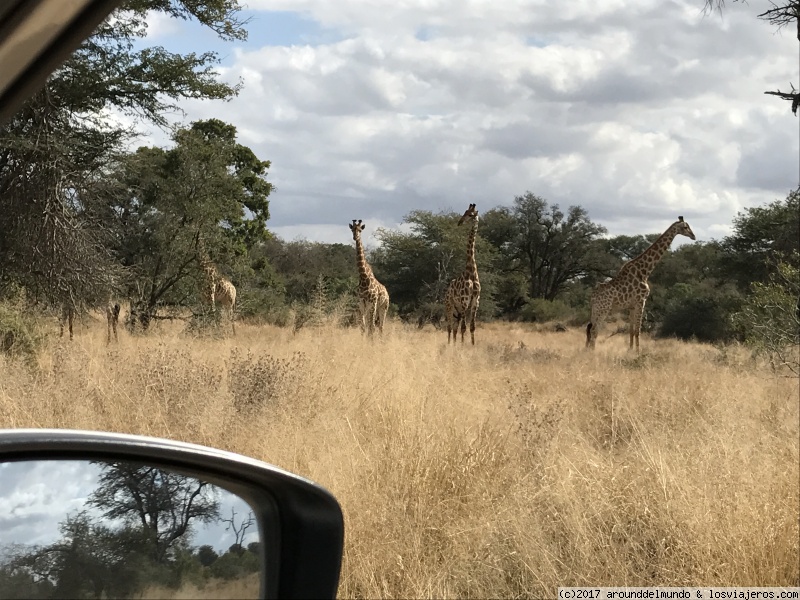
[732,255,799,375]
[0,302,44,363]
[657,284,742,343]
[519,298,573,323]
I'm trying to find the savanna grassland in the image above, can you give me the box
[1,316,798,599]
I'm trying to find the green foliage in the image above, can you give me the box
[196,545,219,567]
[656,283,743,343]
[0,1,249,313]
[209,547,260,580]
[518,298,573,323]
[371,209,500,319]
[732,255,800,375]
[107,119,272,324]
[498,193,608,300]
[722,189,799,289]
[0,302,43,363]
[259,238,356,305]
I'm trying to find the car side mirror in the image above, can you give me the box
[0,429,344,599]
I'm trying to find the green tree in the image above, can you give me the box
[721,189,799,289]
[106,119,272,328]
[733,255,800,375]
[0,0,249,315]
[501,193,608,301]
[372,210,500,319]
[196,545,219,567]
[87,462,220,563]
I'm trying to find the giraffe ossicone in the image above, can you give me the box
[444,203,481,345]
[349,219,389,336]
[586,215,696,352]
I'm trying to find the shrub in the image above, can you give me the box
[0,302,44,363]
[519,298,573,323]
[732,255,800,375]
[657,284,742,343]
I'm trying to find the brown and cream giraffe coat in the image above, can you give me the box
[586,216,696,351]
[445,203,481,345]
[197,240,237,335]
[349,219,389,336]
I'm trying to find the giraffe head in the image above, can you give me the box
[673,216,696,240]
[349,219,366,242]
[457,203,478,226]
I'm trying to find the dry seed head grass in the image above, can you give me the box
[0,316,797,597]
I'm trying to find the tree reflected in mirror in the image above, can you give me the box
[0,460,262,599]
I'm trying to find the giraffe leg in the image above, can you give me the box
[587,314,605,349]
[377,301,388,335]
[628,307,636,350]
[108,304,120,344]
[459,314,466,343]
[367,302,377,336]
[445,301,455,344]
[469,297,479,346]
[358,300,367,334]
[632,301,646,353]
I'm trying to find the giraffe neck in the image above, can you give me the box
[354,237,374,284]
[463,217,478,280]
[629,225,679,279]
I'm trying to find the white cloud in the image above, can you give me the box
[138,0,797,243]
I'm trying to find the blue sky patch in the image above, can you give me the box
[137,10,343,66]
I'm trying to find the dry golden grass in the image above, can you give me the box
[1,315,798,598]
[138,573,260,599]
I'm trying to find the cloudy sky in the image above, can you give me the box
[131,0,798,247]
[0,460,258,556]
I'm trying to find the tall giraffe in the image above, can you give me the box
[444,203,481,345]
[349,219,389,336]
[586,216,696,352]
[197,238,237,335]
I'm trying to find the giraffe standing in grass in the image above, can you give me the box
[59,300,120,343]
[586,216,696,352]
[445,203,481,345]
[349,219,389,336]
[59,303,75,340]
[106,302,120,344]
[197,240,237,335]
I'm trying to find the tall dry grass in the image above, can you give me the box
[0,316,797,598]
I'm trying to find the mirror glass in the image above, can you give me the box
[0,459,262,599]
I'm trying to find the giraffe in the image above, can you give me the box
[59,300,121,343]
[586,216,696,352]
[59,304,75,340]
[106,302,120,344]
[444,203,481,345]
[349,219,389,336]
[197,239,237,335]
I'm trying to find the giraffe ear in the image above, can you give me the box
[360,224,366,231]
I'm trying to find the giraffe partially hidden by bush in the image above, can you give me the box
[59,300,121,344]
[586,215,696,352]
[349,219,389,336]
[445,203,481,345]
[197,239,237,335]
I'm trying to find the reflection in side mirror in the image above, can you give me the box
[0,459,262,600]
